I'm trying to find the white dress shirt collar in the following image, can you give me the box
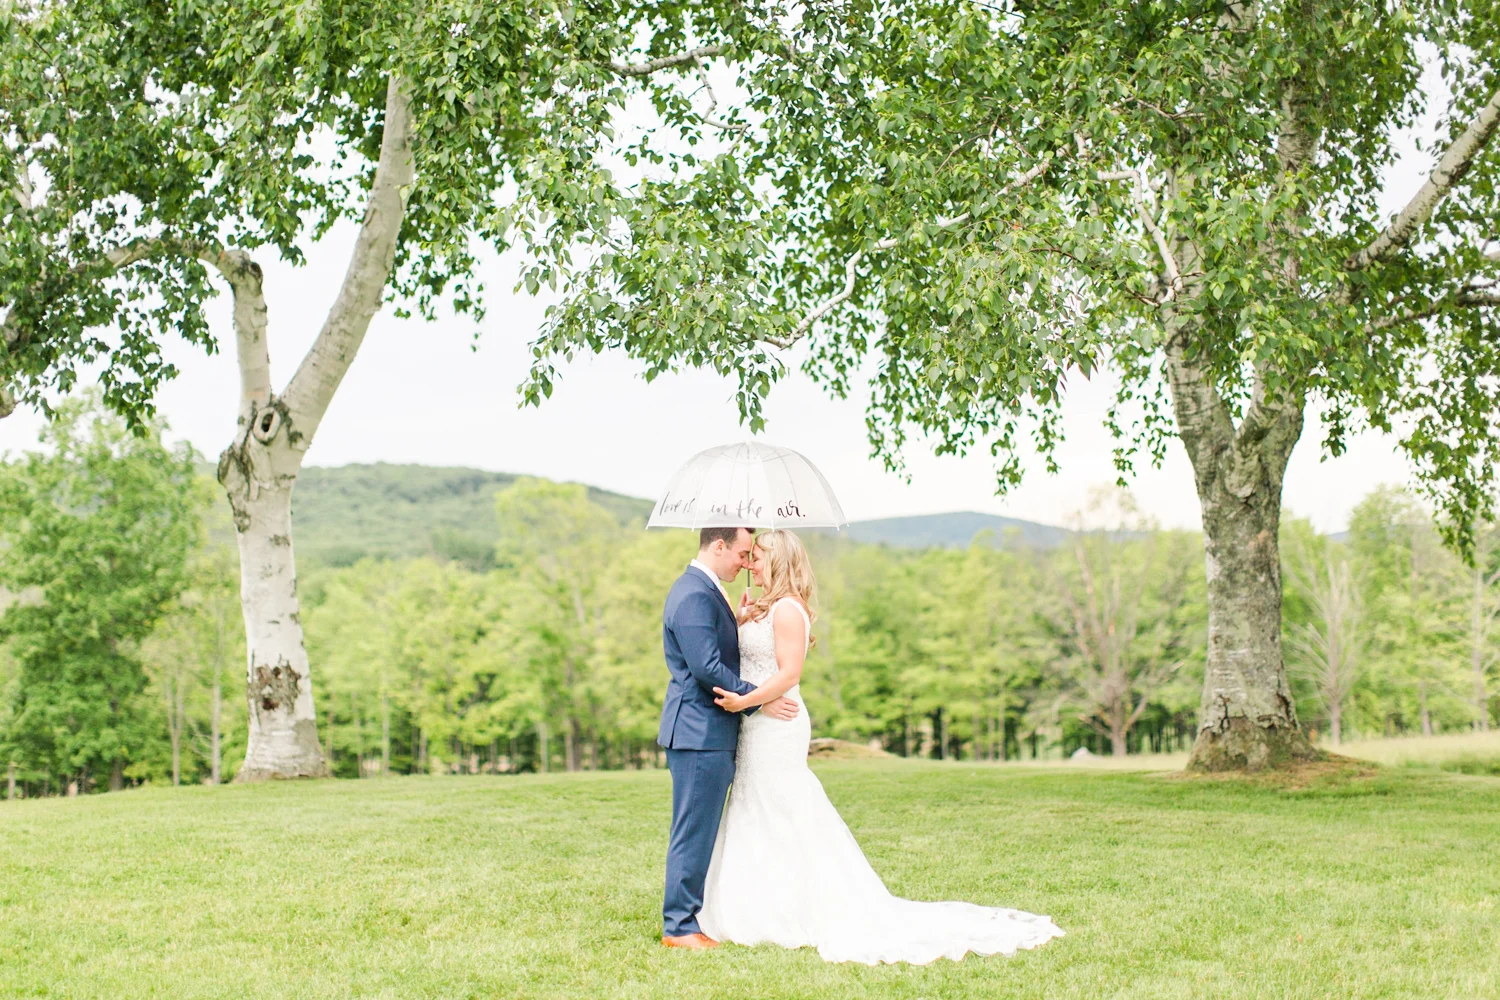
[689,558,725,590]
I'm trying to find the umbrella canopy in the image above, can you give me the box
[648,441,848,531]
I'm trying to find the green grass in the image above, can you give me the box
[1332,730,1500,768]
[3,760,1498,999]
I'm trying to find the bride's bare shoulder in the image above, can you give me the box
[771,598,810,629]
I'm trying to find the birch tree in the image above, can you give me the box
[1050,520,1197,756]
[524,0,1500,770]
[495,479,615,773]
[1286,538,1365,745]
[1347,487,1467,737]
[1462,528,1500,731]
[143,541,243,785]
[1,1,773,778]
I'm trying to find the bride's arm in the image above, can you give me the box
[713,603,806,711]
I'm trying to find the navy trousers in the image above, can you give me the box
[662,747,736,936]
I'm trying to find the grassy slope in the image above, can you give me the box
[3,761,1498,999]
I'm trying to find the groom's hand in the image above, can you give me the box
[763,697,800,721]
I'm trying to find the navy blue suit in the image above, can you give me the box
[658,567,759,937]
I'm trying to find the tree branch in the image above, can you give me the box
[766,157,1052,349]
[692,57,746,134]
[0,235,263,420]
[281,74,414,444]
[608,44,725,77]
[1346,86,1500,272]
[1099,168,1182,302]
[2,236,245,348]
[1367,281,1500,332]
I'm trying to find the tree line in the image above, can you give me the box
[4,400,1495,795]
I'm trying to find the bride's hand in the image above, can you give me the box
[762,696,799,721]
[713,687,751,713]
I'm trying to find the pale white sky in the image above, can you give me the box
[0,61,1449,533]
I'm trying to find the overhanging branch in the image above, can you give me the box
[608,44,725,77]
[1367,279,1500,332]
[2,236,240,348]
[765,157,1053,349]
[0,235,260,420]
[1346,86,1500,272]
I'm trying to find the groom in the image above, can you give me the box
[658,525,800,949]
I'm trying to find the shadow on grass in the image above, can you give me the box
[1158,754,1385,793]
[1401,752,1500,777]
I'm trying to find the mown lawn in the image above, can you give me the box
[2,759,1497,999]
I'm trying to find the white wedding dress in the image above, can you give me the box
[697,598,1065,965]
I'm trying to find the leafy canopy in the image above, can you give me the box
[0,0,765,418]
[522,0,1500,549]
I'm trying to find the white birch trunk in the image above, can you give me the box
[212,75,413,781]
[225,470,326,778]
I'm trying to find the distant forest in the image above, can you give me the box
[5,437,1497,795]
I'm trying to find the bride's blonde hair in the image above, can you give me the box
[740,528,817,648]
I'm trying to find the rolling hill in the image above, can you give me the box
[279,463,1072,567]
[286,464,652,568]
[842,511,1069,549]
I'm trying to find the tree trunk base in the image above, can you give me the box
[234,718,329,781]
[1187,718,1322,773]
[234,761,329,782]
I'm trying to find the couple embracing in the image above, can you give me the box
[657,525,1065,966]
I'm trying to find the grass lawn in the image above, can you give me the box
[2,759,1498,999]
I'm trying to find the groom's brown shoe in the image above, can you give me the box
[661,932,719,950]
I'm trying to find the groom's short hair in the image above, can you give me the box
[700,526,749,551]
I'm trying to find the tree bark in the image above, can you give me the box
[224,463,327,779]
[1184,418,1320,770]
[1164,317,1320,770]
[214,75,412,781]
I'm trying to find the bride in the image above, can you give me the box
[700,528,1065,965]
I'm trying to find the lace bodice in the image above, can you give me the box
[737,598,811,686]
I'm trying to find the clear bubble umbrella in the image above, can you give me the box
[648,441,849,531]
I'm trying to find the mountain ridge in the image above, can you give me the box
[277,463,1072,567]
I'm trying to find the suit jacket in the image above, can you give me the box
[657,567,759,750]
